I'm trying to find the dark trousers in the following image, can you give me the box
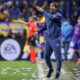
[63,42,70,60]
[44,36,62,74]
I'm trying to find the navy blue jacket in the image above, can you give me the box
[38,10,62,39]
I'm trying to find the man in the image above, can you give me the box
[61,19,73,61]
[73,16,80,64]
[35,2,62,79]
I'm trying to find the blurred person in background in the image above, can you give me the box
[71,11,79,26]
[22,8,29,22]
[0,9,6,21]
[61,19,73,61]
[73,16,80,64]
[32,0,38,7]
[2,4,8,15]
[28,7,35,17]
[36,14,45,59]
[5,1,13,8]
[59,1,65,16]
[0,1,4,10]
[6,29,13,38]
[21,29,27,39]
[28,7,34,16]
[19,0,28,11]
[72,1,79,14]
[31,10,37,18]
[14,29,27,39]
[13,16,37,63]
[17,13,25,21]
[9,3,21,19]
[14,32,21,39]
[4,11,15,22]
[71,1,79,26]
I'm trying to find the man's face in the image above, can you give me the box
[50,3,57,12]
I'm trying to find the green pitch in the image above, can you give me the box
[0,61,80,80]
[0,61,38,80]
[43,61,80,80]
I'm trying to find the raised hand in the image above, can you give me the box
[36,6,44,12]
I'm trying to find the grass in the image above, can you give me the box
[64,61,80,79]
[0,61,38,80]
[0,61,80,80]
[42,61,80,80]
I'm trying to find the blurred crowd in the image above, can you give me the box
[71,0,80,26]
[0,0,50,22]
[0,0,80,41]
[0,0,80,23]
[0,0,80,39]
[0,28,27,39]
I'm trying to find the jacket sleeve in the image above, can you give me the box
[64,26,73,39]
[37,22,47,34]
[43,10,62,20]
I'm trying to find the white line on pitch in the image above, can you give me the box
[37,61,47,80]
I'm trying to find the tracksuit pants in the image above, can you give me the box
[63,42,70,60]
[44,36,62,74]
